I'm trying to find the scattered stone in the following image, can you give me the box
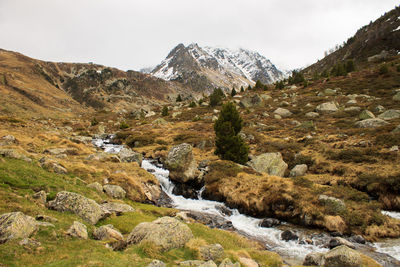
[179,260,217,267]
[127,216,193,251]
[117,148,142,165]
[324,88,337,96]
[375,105,385,113]
[305,112,319,118]
[393,125,400,133]
[274,114,282,119]
[324,245,362,267]
[35,215,57,222]
[165,143,198,183]
[303,252,325,266]
[393,92,400,101]
[273,108,292,118]
[47,191,110,224]
[248,152,288,177]
[260,94,272,101]
[0,135,17,146]
[93,224,123,241]
[0,212,38,243]
[148,260,165,267]
[0,149,23,160]
[349,235,366,244]
[344,107,361,112]
[219,258,240,267]
[103,184,126,199]
[239,94,263,108]
[355,118,389,128]
[390,145,399,152]
[319,195,346,210]
[378,109,400,120]
[153,118,168,125]
[199,244,224,261]
[329,237,355,249]
[39,157,67,174]
[316,102,338,114]
[70,136,92,144]
[67,221,88,239]
[347,100,357,105]
[289,164,308,177]
[87,182,103,193]
[238,257,259,267]
[100,202,134,215]
[32,190,47,205]
[18,237,41,248]
[359,110,375,120]
[281,230,298,241]
[260,218,280,228]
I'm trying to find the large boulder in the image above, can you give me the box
[324,245,362,267]
[103,184,126,199]
[355,118,388,128]
[100,202,134,215]
[273,108,292,118]
[199,243,224,261]
[93,224,123,241]
[281,230,298,241]
[66,221,88,239]
[47,191,110,224]
[165,143,198,183]
[329,237,355,249]
[0,212,38,243]
[248,152,288,177]
[316,102,339,114]
[378,109,400,120]
[239,94,263,108]
[126,216,193,251]
[117,148,142,165]
[303,252,325,266]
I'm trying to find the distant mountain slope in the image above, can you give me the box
[151,43,286,93]
[304,6,400,74]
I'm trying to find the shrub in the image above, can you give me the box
[327,148,377,163]
[231,88,237,97]
[189,101,196,108]
[176,94,182,102]
[119,121,129,129]
[91,117,99,126]
[209,88,225,107]
[345,59,355,73]
[161,106,169,116]
[126,134,154,147]
[375,133,400,147]
[214,102,249,164]
[379,64,389,75]
[397,65,400,72]
[240,86,244,92]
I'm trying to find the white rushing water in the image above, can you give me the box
[93,138,400,263]
[142,158,328,262]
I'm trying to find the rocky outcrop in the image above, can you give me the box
[0,212,38,243]
[316,102,338,114]
[93,224,123,241]
[66,221,88,239]
[324,245,362,267]
[355,118,388,128]
[248,152,288,177]
[103,185,126,199]
[127,216,193,251]
[165,143,198,183]
[47,191,110,224]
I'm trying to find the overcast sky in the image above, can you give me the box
[0,0,398,71]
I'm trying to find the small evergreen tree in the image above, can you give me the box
[210,88,225,107]
[161,106,169,116]
[176,94,182,102]
[345,59,355,73]
[247,85,252,91]
[189,101,196,108]
[275,80,284,90]
[379,64,389,75]
[255,80,263,89]
[240,86,244,92]
[231,87,237,97]
[214,102,249,164]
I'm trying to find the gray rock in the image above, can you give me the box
[273,108,292,118]
[0,212,38,243]
[18,238,41,248]
[329,237,355,249]
[239,94,263,108]
[378,109,400,120]
[359,110,375,120]
[165,143,198,183]
[117,148,142,165]
[355,118,389,128]
[179,260,217,267]
[47,191,110,224]
[39,157,67,174]
[199,243,224,261]
[316,102,338,114]
[305,112,319,118]
[303,252,325,266]
[0,135,17,146]
[318,195,346,211]
[344,107,361,112]
[281,230,298,241]
[324,245,362,267]
[290,164,308,177]
[153,118,168,125]
[393,92,400,101]
[346,100,357,105]
[375,105,385,113]
[148,260,165,267]
[100,202,134,214]
[219,258,240,267]
[349,235,366,244]
[70,136,92,144]
[127,216,193,251]
[32,190,47,205]
[103,184,126,199]
[324,88,337,96]
[67,221,88,239]
[260,218,280,228]
[87,182,103,193]
[93,224,123,241]
[248,152,288,177]
[393,125,400,133]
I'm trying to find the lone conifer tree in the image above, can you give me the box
[231,87,237,97]
[214,102,249,164]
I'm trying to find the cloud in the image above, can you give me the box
[0,0,398,70]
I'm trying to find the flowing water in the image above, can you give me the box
[93,137,400,264]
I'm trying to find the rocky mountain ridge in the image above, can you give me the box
[151,43,286,93]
